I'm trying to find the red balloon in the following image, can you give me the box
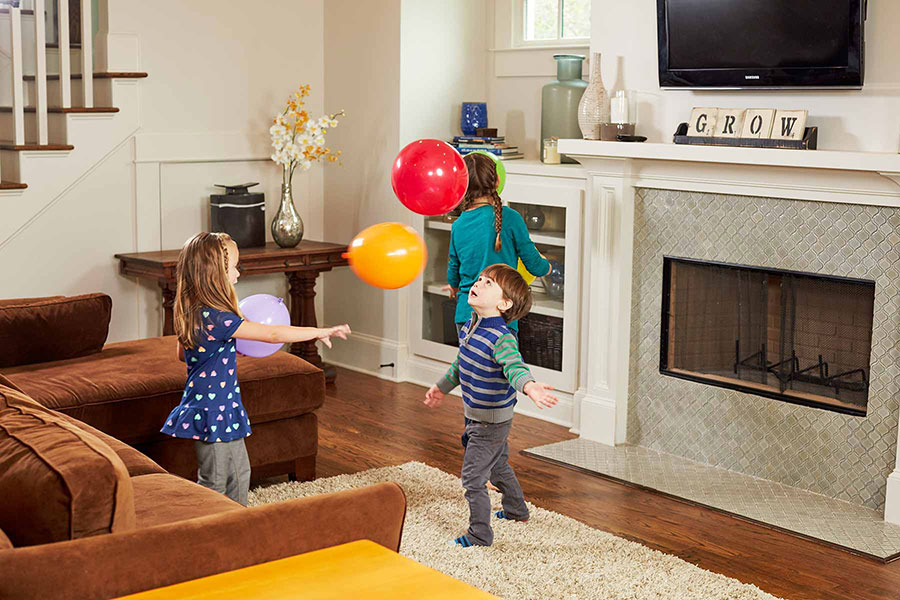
[392,139,469,216]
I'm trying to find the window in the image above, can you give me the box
[521,0,590,44]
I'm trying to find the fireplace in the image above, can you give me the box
[660,257,875,416]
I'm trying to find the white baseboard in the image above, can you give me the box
[885,469,900,525]
[575,389,616,446]
[322,331,408,383]
[328,348,575,428]
[404,356,575,428]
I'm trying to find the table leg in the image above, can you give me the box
[160,280,176,336]
[287,271,337,383]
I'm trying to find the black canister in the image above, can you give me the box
[209,182,266,248]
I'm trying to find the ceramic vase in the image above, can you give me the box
[540,54,587,163]
[577,52,609,140]
[271,183,304,248]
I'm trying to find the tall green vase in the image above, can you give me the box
[541,54,587,164]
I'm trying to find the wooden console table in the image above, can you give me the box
[115,241,348,383]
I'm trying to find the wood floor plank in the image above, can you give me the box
[313,368,900,600]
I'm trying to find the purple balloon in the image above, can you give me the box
[235,294,291,358]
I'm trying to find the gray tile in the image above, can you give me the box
[629,188,900,511]
[526,438,900,560]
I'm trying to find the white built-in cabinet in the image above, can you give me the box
[409,161,585,395]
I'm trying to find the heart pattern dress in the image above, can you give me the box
[161,308,252,443]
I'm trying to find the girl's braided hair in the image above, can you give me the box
[460,153,503,251]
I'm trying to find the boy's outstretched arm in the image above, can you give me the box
[494,333,558,409]
[426,357,460,407]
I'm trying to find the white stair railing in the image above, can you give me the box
[80,0,92,108]
[57,0,71,108]
[33,0,48,144]
[9,7,26,145]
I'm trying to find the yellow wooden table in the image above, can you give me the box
[115,539,499,599]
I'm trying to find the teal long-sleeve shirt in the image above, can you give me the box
[447,205,551,331]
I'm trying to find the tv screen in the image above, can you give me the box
[658,0,865,89]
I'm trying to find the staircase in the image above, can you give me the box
[0,0,146,245]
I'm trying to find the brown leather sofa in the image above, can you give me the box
[0,293,323,481]
[0,377,406,600]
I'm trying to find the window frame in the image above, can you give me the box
[512,0,590,49]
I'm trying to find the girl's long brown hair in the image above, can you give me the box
[460,153,503,251]
[174,232,243,348]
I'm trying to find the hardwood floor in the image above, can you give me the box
[315,368,900,600]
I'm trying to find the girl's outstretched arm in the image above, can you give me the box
[511,210,551,276]
[234,322,351,348]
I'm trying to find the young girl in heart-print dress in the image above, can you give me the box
[161,232,350,505]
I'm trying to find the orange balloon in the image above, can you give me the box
[347,222,427,289]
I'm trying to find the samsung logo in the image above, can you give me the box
[745,75,760,80]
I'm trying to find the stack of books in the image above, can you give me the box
[449,136,524,161]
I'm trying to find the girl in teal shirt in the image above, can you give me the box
[446,152,551,336]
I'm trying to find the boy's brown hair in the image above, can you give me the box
[480,263,533,323]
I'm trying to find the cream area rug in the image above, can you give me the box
[249,462,785,600]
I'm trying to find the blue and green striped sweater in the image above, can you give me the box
[435,314,534,423]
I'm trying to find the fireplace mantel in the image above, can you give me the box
[559,138,900,524]
[561,139,900,207]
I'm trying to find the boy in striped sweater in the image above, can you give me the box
[425,264,558,547]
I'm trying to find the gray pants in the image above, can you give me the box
[461,419,529,546]
[194,438,251,506]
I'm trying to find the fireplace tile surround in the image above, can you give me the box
[629,188,899,511]
[558,139,900,526]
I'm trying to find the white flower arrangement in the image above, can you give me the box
[270,84,344,184]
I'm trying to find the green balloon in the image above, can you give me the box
[471,150,506,195]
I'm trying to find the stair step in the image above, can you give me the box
[0,142,74,151]
[0,181,28,190]
[0,106,119,114]
[23,72,149,81]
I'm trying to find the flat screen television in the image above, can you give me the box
[657,0,866,89]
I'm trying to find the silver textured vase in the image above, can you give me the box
[577,52,609,140]
[271,183,304,248]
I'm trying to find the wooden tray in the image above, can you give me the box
[673,122,818,150]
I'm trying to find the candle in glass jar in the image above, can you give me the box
[611,90,629,124]
[543,138,561,164]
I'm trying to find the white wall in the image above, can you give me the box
[488,1,900,156]
[321,0,402,352]
[592,0,900,152]
[322,0,488,375]
[487,0,589,160]
[0,1,327,343]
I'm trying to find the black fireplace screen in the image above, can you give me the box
[660,257,875,416]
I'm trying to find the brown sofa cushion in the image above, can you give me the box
[4,336,324,445]
[0,384,135,547]
[53,412,166,478]
[0,372,23,393]
[131,473,241,529]
[0,296,64,308]
[0,527,11,550]
[0,294,112,369]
